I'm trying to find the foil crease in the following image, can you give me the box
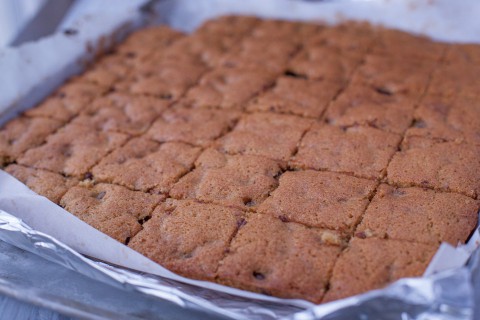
[0,210,477,320]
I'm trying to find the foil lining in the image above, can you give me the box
[0,210,478,320]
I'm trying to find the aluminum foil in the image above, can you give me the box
[1,0,480,319]
[0,209,478,320]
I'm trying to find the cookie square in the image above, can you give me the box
[216,112,312,162]
[0,116,62,166]
[145,105,240,147]
[25,80,108,122]
[405,94,480,145]
[307,22,376,54]
[323,238,437,302]
[115,26,184,60]
[195,15,259,38]
[357,184,479,245]
[184,68,276,110]
[445,43,480,65]
[247,77,342,118]
[60,183,162,243]
[217,213,344,303]
[116,61,206,101]
[291,124,401,179]
[17,123,128,178]
[72,93,169,135]
[372,28,447,61]
[5,164,78,204]
[387,138,480,198]
[218,37,298,72]
[287,46,362,84]
[91,137,201,193]
[325,84,416,134]
[351,55,435,99]
[428,62,480,98]
[258,170,376,233]
[129,199,243,281]
[170,149,282,210]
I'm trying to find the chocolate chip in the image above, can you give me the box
[138,216,151,225]
[84,172,93,180]
[243,198,255,207]
[125,52,136,58]
[284,70,307,79]
[64,28,78,36]
[96,191,106,200]
[237,218,247,228]
[279,215,289,222]
[355,231,367,239]
[159,93,173,100]
[375,86,393,96]
[253,271,265,280]
[413,119,427,128]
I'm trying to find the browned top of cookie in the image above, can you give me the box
[288,46,362,84]
[146,104,240,147]
[92,137,201,193]
[323,237,437,302]
[217,213,344,303]
[258,170,376,233]
[170,148,282,210]
[24,80,108,122]
[60,183,163,243]
[387,138,480,198]
[72,93,169,135]
[352,55,435,98]
[5,164,78,204]
[185,67,276,110]
[17,123,128,178]
[216,112,312,162]
[405,94,480,145]
[129,199,243,281]
[325,84,416,134]
[291,124,401,179]
[357,184,479,245]
[0,116,62,166]
[372,28,447,61]
[247,77,341,118]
